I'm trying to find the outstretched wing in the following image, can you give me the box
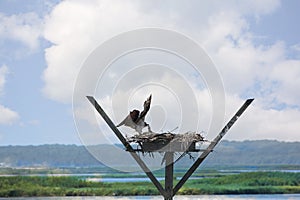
[116,110,140,126]
[137,94,152,122]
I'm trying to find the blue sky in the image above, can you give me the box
[0,0,300,145]
[249,0,299,47]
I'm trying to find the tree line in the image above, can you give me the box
[0,140,299,167]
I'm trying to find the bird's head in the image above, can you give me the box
[130,109,140,122]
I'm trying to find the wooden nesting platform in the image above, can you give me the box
[127,132,205,152]
[87,96,254,200]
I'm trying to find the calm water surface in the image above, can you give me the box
[3,194,300,200]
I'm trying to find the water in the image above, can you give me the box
[219,169,300,173]
[2,194,300,200]
[3,169,298,183]
[86,177,165,183]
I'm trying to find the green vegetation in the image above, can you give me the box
[0,172,299,197]
[0,176,159,197]
[179,171,300,195]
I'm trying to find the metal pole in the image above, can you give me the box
[164,152,174,200]
[173,98,254,195]
[86,96,166,197]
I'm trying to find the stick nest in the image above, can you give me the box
[127,131,205,146]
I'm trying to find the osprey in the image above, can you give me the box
[116,94,152,134]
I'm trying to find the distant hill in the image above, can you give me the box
[203,140,300,166]
[0,144,101,167]
[0,140,299,168]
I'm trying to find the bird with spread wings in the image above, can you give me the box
[116,94,152,134]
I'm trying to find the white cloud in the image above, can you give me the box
[270,60,300,107]
[222,95,300,141]
[42,0,174,103]
[0,65,19,125]
[0,65,9,95]
[43,0,300,142]
[0,104,19,125]
[42,0,281,103]
[291,43,300,52]
[0,12,43,51]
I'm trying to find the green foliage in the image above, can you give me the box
[179,171,300,195]
[0,172,299,197]
[0,176,157,197]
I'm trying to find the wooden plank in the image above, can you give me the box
[173,98,254,195]
[86,96,166,197]
[164,152,174,200]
